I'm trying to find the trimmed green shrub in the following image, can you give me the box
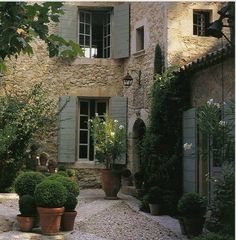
[147,186,163,204]
[19,194,37,216]
[55,176,80,197]
[66,169,76,177]
[177,193,207,218]
[64,192,78,211]
[134,171,144,181]
[14,171,45,196]
[34,180,67,208]
[191,232,234,240]
[48,172,68,180]
[121,169,131,178]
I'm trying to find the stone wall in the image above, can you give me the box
[191,57,235,107]
[167,2,228,66]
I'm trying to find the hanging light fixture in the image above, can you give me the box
[123,72,133,87]
[123,70,142,87]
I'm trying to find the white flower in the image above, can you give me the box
[119,125,124,129]
[95,113,98,117]
[114,120,118,123]
[183,143,193,151]
[214,103,220,108]
[111,132,115,136]
[207,99,214,105]
[219,120,226,127]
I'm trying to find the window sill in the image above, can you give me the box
[73,160,105,169]
[132,49,146,58]
[72,57,122,66]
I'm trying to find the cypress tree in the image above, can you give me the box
[154,44,163,75]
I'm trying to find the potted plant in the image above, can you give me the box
[34,179,67,235]
[66,168,77,181]
[47,159,57,173]
[47,176,80,231]
[61,192,78,231]
[147,186,163,215]
[134,171,144,189]
[90,114,127,199]
[177,193,207,237]
[121,168,132,186]
[17,194,36,232]
[39,152,49,166]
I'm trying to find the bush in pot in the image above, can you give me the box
[17,194,36,232]
[61,192,78,231]
[14,171,45,197]
[34,179,67,235]
[134,171,144,189]
[46,176,80,231]
[177,192,207,237]
[147,186,163,215]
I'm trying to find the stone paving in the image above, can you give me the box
[0,189,187,240]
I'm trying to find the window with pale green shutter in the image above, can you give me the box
[59,4,129,59]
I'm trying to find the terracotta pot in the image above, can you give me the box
[101,169,121,200]
[17,215,34,232]
[37,207,64,235]
[183,216,205,237]
[149,203,161,215]
[61,211,77,231]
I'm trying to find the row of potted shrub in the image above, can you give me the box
[14,171,80,235]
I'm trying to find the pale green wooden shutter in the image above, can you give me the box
[113,3,130,59]
[183,108,198,193]
[58,5,78,42]
[111,96,128,164]
[58,96,78,163]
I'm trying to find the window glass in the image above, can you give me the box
[80,130,88,144]
[193,10,211,36]
[79,145,88,158]
[136,26,144,51]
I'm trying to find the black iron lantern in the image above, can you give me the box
[123,72,133,87]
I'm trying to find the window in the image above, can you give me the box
[78,99,108,161]
[193,10,211,36]
[136,26,144,51]
[79,9,111,58]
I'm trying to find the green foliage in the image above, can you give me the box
[147,186,163,204]
[191,232,234,240]
[139,194,150,213]
[0,2,83,70]
[55,176,80,197]
[198,100,235,165]
[14,171,45,197]
[90,114,127,169]
[66,168,76,177]
[206,162,235,235]
[34,180,67,208]
[177,193,207,218]
[48,173,68,180]
[154,44,163,75]
[0,83,56,192]
[139,68,190,211]
[134,171,144,181]
[121,169,131,178]
[19,194,37,216]
[64,192,78,211]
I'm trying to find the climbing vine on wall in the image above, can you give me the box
[139,66,190,214]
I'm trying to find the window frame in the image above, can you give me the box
[193,10,211,37]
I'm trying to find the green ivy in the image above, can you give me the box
[139,67,190,214]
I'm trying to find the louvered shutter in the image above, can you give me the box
[58,96,78,163]
[110,96,128,164]
[113,3,130,59]
[183,108,198,193]
[58,5,78,42]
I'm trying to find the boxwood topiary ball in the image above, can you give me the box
[54,176,80,197]
[34,180,67,208]
[14,171,46,197]
[64,192,78,211]
[19,194,37,216]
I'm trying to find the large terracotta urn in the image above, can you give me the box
[101,169,121,200]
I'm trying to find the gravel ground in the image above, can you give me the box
[0,189,187,240]
[75,201,182,240]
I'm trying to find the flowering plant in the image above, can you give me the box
[90,114,126,169]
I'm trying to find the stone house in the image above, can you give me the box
[1,2,233,190]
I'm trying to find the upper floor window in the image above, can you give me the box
[136,26,144,52]
[79,9,111,58]
[193,10,211,36]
